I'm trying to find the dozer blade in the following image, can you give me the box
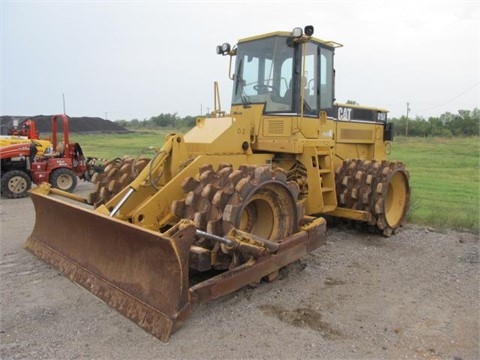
[25,190,197,342]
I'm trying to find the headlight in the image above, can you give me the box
[216,42,231,55]
[291,27,303,38]
[304,25,314,36]
[222,43,231,53]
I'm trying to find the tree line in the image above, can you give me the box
[389,108,479,137]
[116,113,197,130]
[116,108,479,137]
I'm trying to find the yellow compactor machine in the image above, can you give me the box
[25,26,410,342]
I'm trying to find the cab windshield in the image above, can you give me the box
[232,35,335,116]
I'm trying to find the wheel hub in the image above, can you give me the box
[8,176,28,194]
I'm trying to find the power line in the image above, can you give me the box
[416,81,480,113]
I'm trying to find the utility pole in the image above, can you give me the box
[62,93,66,114]
[405,102,411,137]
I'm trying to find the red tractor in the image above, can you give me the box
[0,118,53,155]
[7,118,41,139]
[0,114,87,198]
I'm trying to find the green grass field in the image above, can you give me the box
[72,131,171,160]
[390,136,479,233]
[72,132,479,233]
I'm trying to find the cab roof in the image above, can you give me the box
[238,31,343,49]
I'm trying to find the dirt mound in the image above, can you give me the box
[0,115,129,135]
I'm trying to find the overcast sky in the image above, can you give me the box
[1,1,479,121]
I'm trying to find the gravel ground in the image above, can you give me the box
[1,182,479,360]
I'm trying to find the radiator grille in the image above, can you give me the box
[266,119,285,135]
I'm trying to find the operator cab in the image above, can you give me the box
[219,26,342,118]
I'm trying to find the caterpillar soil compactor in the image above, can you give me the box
[25,26,410,342]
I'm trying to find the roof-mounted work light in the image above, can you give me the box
[291,27,303,38]
[291,25,314,38]
[304,25,314,36]
[216,42,231,55]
